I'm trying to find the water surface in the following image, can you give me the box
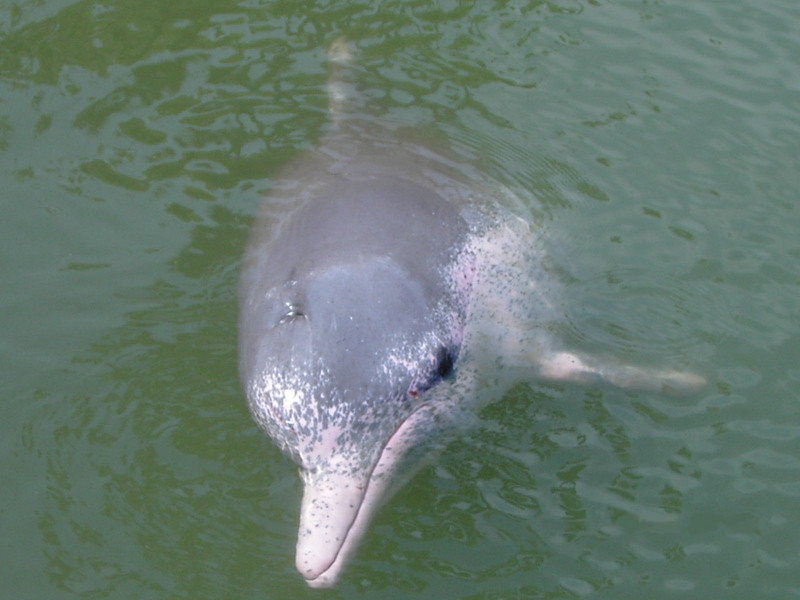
[2,0,799,598]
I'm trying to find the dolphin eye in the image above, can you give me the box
[408,345,457,399]
[435,345,455,379]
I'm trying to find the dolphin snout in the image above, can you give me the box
[296,465,370,586]
[294,406,443,587]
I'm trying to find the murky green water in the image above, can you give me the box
[2,0,799,598]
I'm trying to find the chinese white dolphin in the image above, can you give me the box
[238,41,704,588]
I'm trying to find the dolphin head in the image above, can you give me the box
[239,177,472,586]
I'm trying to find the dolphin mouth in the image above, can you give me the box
[295,405,439,588]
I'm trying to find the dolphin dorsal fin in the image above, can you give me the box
[327,37,370,130]
[327,38,354,119]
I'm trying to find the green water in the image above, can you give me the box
[2,0,799,598]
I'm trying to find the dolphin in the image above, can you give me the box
[238,41,704,588]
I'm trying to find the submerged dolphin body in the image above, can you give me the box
[238,43,704,588]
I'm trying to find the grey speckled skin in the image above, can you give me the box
[238,42,705,589]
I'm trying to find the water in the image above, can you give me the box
[2,0,799,597]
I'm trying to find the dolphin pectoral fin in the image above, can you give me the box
[537,351,706,395]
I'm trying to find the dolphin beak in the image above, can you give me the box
[295,464,374,588]
[294,405,442,588]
